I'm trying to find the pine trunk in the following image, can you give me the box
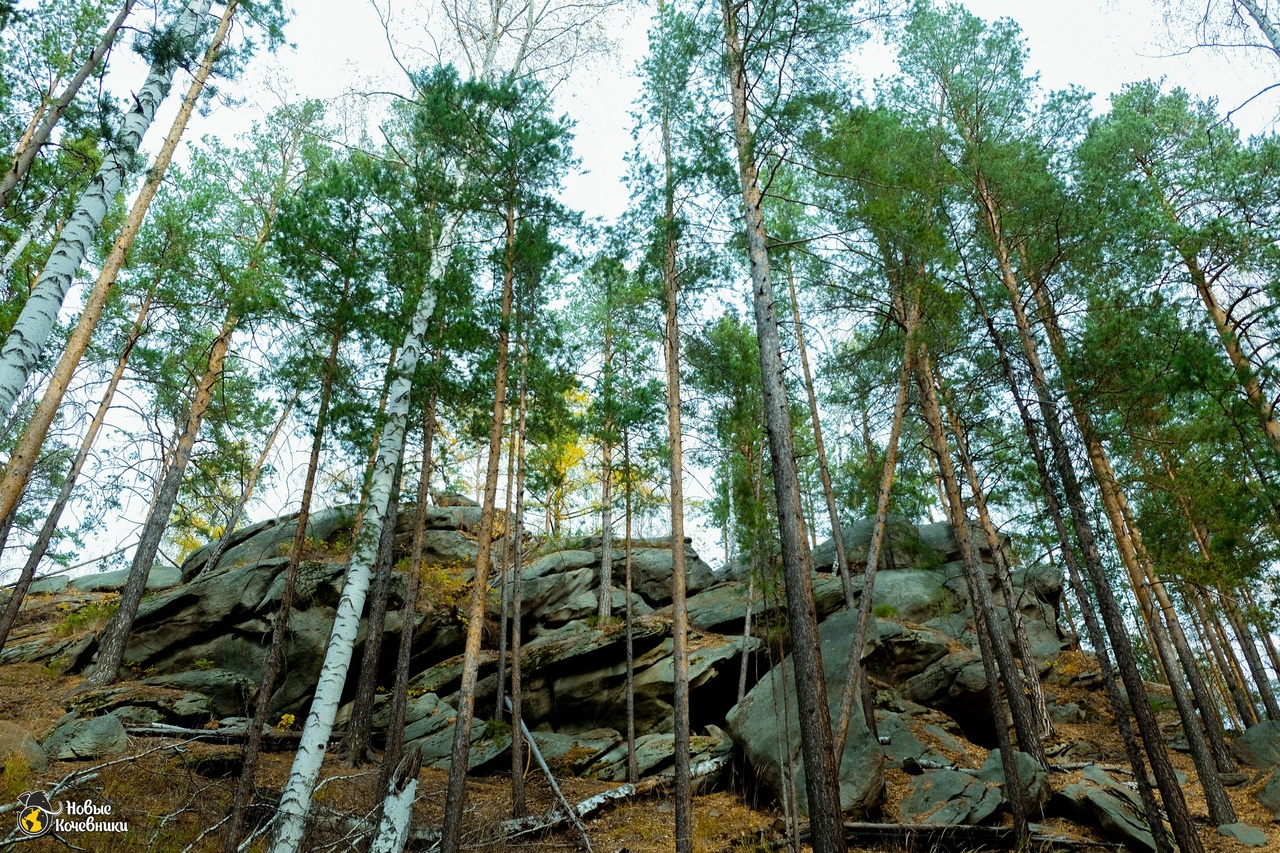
[914,345,1031,840]
[439,201,517,853]
[0,0,215,423]
[509,328,530,817]
[345,453,406,765]
[985,282,1204,853]
[720,5,844,848]
[87,309,237,687]
[0,287,151,652]
[622,425,638,784]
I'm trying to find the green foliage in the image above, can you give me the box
[54,598,118,636]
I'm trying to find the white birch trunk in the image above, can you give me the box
[1238,0,1280,56]
[368,778,418,853]
[0,195,53,280]
[266,209,461,853]
[0,0,212,423]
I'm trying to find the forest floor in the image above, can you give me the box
[1,599,1278,852]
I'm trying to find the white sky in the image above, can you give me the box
[23,0,1280,578]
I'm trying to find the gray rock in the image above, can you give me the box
[1052,767,1155,853]
[1048,701,1084,723]
[0,721,49,772]
[977,749,1051,816]
[626,548,716,605]
[27,574,68,594]
[530,729,621,775]
[522,550,597,581]
[898,769,1002,825]
[1232,720,1280,771]
[141,669,254,719]
[864,621,951,684]
[69,683,214,726]
[1255,768,1280,820]
[1218,823,1268,847]
[726,608,885,816]
[875,712,949,769]
[43,715,128,760]
[69,564,181,593]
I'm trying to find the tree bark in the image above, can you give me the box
[1028,274,1239,820]
[509,327,530,817]
[785,257,852,607]
[344,453,406,765]
[87,308,237,687]
[622,425,638,784]
[0,287,151,652]
[0,0,235,534]
[439,200,517,853]
[720,5,845,849]
[984,285,1203,853]
[913,345,1031,840]
[0,0,139,211]
[0,0,215,424]
[0,194,53,281]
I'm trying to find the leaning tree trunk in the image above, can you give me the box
[983,283,1204,853]
[979,309,1173,853]
[720,4,844,849]
[225,313,346,853]
[1028,272,1239,823]
[87,309,237,687]
[0,194,53,280]
[785,256,853,607]
[914,345,1031,842]
[0,0,235,534]
[946,399,1055,749]
[0,287,151,652]
[510,326,531,817]
[266,205,461,853]
[0,0,215,424]
[0,0,139,211]
[345,453,406,765]
[379,381,439,805]
[439,201,517,853]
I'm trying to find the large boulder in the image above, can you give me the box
[1232,720,1280,771]
[726,608,885,817]
[977,749,1051,816]
[69,564,181,593]
[1050,766,1156,853]
[42,715,128,761]
[898,769,1002,825]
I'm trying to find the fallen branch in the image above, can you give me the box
[125,723,302,748]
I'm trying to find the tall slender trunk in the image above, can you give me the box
[495,403,515,720]
[720,6,844,848]
[974,300,1175,852]
[981,289,1203,853]
[266,203,461,853]
[1028,274,1239,819]
[0,0,215,424]
[660,95,693,853]
[1225,597,1280,721]
[379,381,439,800]
[622,424,638,784]
[914,345,1030,840]
[345,453,406,764]
[836,317,913,757]
[0,0,235,533]
[0,287,151,652]
[202,392,296,575]
[223,313,344,853]
[510,324,530,817]
[785,257,852,607]
[0,0,139,211]
[440,200,517,853]
[0,194,53,280]
[87,309,237,687]
[1191,586,1258,726]
[946,399,1055,750]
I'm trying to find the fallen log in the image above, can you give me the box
[125,723,302,749]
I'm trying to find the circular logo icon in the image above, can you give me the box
[15,791,60,838]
